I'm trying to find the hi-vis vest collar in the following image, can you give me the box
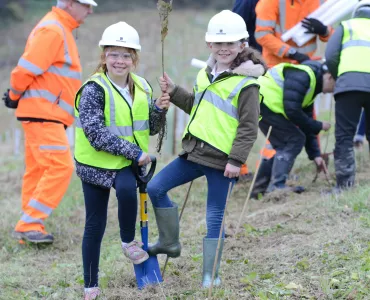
[193,71,255,121]
[267,64,316,103]
[184,68,259,155]
[74,72,151,170]
[75,73,151,138]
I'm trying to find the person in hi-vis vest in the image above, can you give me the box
[73,22,169,299]
[2,0,96,245]
[252,60,335,198]
[325,0,370,191]
[148,10,267,288]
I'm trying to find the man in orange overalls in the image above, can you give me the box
[2,0,96,244]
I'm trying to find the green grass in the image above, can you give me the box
[2,144,370,299]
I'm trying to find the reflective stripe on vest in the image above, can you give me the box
[259,63,316,118]
[338,19,370,76]
[183,69,259,155]
[192,76,251,120]
[75,117,149,135]
[74,73,151,170]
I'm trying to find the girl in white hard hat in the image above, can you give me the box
[147,10,267,287]
[74,21,169,299]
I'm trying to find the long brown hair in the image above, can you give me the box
[230,42,268,73]
[93,46,140,98]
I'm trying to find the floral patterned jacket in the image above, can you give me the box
[75,81,166,188]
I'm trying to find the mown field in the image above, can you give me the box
[1,7,370,300]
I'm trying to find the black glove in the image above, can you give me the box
[301,18,328,36]
[288,51,310,63]
[2,89,19,109]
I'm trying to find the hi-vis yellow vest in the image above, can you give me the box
[183,68,259,155]
[258,63,316,118]
[338,18,370,76]
[74,72,152,170]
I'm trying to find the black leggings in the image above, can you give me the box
[81,166,137,288]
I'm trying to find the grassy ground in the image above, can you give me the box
[2,140,370,300]
[1,7,370,300]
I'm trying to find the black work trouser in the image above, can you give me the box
[258,103,306,191]
[334,91,370,188]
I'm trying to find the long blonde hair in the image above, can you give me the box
[93,46,141,98]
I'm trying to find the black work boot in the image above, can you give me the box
[251,157,274,199]
[148,202,181,257]
[336,176,355,190]
[334,145,355,190]
[13,230,54,244]
[266,154,295,193]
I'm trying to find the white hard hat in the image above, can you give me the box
[205,10,249,43]
[352,0,370,17]
[99,22,141,51]
[76,0,97,6]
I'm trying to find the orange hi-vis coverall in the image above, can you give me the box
[9,7,82,233]
[255,0,332,68]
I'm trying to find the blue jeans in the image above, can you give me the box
[147,157,235,238]
[81,166,138,288]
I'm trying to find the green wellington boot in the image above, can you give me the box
[148,202,181,257]
[202,237,224,288]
